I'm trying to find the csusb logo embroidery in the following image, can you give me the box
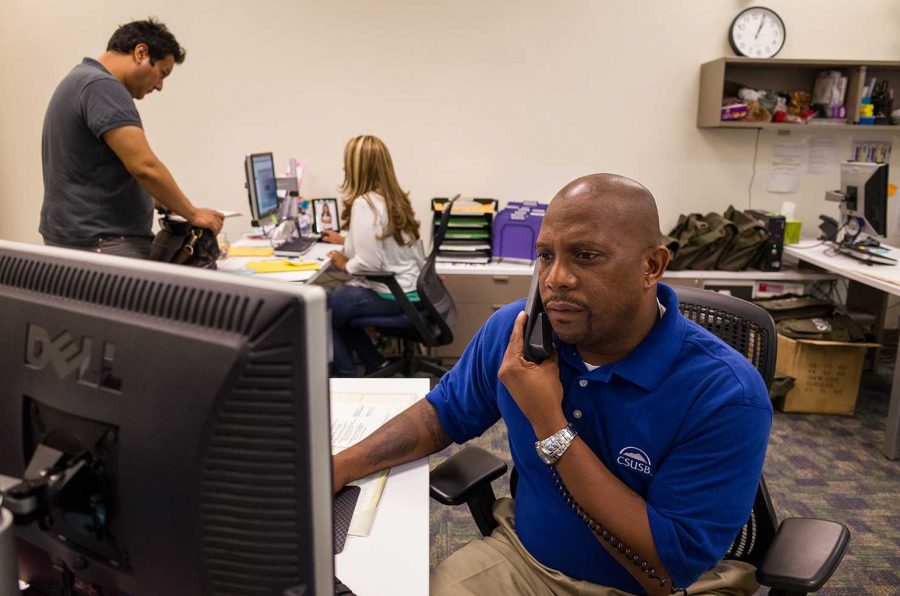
[617,446,652,476]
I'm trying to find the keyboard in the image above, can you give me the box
[274,236,318,256]
[837,243,898,266]
[334,576,356,595]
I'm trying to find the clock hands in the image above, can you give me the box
[755,15,766,40]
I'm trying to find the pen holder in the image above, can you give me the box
[874,98,894,125]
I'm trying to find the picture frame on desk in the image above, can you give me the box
[313,198,340,234]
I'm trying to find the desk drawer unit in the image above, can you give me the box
[437,274,530,358]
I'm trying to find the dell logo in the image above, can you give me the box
[25,324,122,393]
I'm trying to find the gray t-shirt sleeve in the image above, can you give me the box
[78,78,143,139]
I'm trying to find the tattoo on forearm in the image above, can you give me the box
[420,402,452,451]
[364,401,451,468]
[366,411,420,467]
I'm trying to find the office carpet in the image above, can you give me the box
[427,345,900,594]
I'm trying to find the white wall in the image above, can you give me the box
[2,0,900,246]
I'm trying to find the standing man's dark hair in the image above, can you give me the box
[39,17,223,258]
[106,18,186,64]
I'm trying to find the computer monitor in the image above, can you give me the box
[839,161,889,238]
[0,241,333,595]
[245,152,280,225]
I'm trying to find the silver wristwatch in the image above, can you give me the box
[535,424,578,465]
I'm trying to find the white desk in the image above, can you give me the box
[784,240,900,459]
[333,377,430,596]
[219,237,334,283]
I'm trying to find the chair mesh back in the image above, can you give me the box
[674,286,775,389]
[413,197,459,345]
[673,286,778,566]
[417,257,458,338]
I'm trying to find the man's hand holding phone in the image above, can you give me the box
[499,311,567,438]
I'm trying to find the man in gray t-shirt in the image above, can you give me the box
[40,18,224,258]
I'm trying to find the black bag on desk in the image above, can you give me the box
[690,212,737,270]
[148,215,219,269]
[717,206,770,271]
[667,212,734,270]
[667,213,710,270]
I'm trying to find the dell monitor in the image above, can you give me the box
[0,241,333,595]
[836,161,889,239]
[245,152,280,225]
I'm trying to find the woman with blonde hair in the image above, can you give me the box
[322,135,423,377]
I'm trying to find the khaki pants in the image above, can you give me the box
[431,498,758,596]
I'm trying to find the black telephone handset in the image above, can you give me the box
[522,267,553,363]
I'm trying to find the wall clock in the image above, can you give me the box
[729,7,786,58]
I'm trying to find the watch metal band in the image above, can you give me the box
[535,424,577,465]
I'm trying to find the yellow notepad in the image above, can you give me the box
[228,246,275,257]
[246,260,321,273]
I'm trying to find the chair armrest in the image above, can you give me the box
[352,269,395,284]
[756,517,850,594]
[429,446,508,506]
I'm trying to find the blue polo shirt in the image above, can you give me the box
[426,283,771,592]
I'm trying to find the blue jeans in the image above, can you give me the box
[328,285,404,377]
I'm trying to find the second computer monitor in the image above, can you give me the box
[841,161,889,237]
[245,152,280,225]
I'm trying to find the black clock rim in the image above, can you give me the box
[728,6,786,58]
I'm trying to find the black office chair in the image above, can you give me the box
[347,197,459,378]
[429,286,850,595]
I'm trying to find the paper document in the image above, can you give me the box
[806,136,839,175]
[227,246,275,257]
[767,142,807,193]
[167,210,241,222]
[331,390,418,536]
[246,260,320,273]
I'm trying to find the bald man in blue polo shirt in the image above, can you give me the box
[333,174,771,595]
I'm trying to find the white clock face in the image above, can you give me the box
[730,7,785,58]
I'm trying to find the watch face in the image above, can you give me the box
[729,7,785,58]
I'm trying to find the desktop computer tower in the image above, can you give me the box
[747,209,785,271]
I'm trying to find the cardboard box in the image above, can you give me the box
[775,334,878,415]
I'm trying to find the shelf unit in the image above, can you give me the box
[698,57,900,131]
[430,197,497,265]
